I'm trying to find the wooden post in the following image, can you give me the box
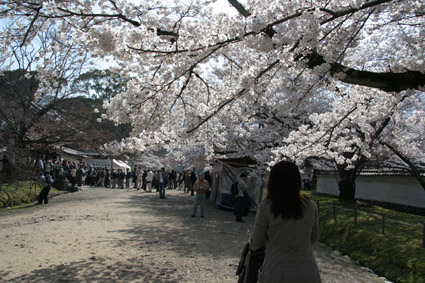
[381,214,385,234]
[423,222,425,248]
[354,204,357,225]
[317,200,320,213]
[333,203,337,223]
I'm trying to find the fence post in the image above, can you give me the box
[382,213,385,235]
[354,204,357,225]
[333,203,337,223]
[423,222,425,248]
[317,200,320,214]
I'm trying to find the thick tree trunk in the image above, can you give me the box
[337,169,356,203]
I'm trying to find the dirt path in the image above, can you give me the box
[0,187,391,282]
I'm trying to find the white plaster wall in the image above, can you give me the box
[356,176,425,208]
[316,174,425,208]
[316,175,339,195]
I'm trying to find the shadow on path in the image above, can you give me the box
[114,189,252,259]
[2,255,185,283]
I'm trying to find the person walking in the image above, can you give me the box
[37,173,53,204]
[190,168,197,196]
[153,170,160,192]
[146,170,154,192]
[158,168,168,199]
[136,168,143,190]
[184,171,191,194]
[191,173,209,218]
[235,173,248,223]
[70,165,77,187]
[204,171,212,198]
[111,169,117,189]
[132,167,138,188]
[89,167,96,186]
[53,161,61,180]
[118,169,125,189]
[177,172,184,191]
[76,165,83,187]
[204,171,212,187]
[169,170,177,190]
[125,168,132,188]
[97,167,106,187]
[249,161,321,283]
[104,169,111,188]
[142,169,147,191]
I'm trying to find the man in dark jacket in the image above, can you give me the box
[118,169,126,189]
[38,173,53,204]
[190,168,197,196]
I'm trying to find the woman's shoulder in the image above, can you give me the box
[258,199,272,211]
[301,197,318,211]
[259,198,272,205]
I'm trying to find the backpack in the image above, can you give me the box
[231,181,239,196]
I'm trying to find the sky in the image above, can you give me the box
[213,0,246,14]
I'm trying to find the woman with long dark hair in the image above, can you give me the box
[250,161,321,282]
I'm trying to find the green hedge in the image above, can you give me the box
[307,192,425,283]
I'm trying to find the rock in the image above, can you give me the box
[52,179,68,191]
[67,186,79,192]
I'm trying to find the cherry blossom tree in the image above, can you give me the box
[0,24,131,180]
[273,86,424,200]
[1,1,424,196]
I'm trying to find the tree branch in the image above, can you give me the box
[56,7,141,27]
[20,5,41,47]
[227,0,251,17]
[381,141,425,191]
[320,0,393,24]
[307,51,425,92]
[186,60,279,134]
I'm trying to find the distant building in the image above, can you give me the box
[83,158,130,170]
[59,146,130,170]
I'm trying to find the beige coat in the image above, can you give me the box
[250,198,321,283]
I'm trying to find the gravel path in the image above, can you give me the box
[0,187,391,282]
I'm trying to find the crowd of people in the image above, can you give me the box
[81,166,213,197]
[35,158,252,223]
[35,158,215,202]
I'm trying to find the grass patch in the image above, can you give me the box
[0,181,60,209]
[304,192,425,283]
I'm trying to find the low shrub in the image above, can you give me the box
[306,192,425,283]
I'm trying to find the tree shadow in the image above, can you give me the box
[1,255,186,282]
[113,190,252,259]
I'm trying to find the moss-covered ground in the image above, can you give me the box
[306,192,425,283]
